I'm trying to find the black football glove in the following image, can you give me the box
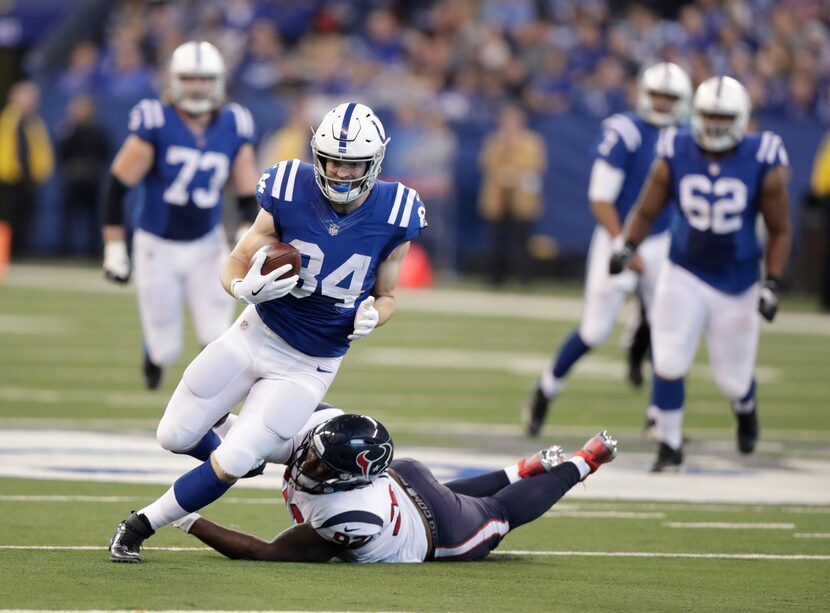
[609,240,637,275]
[758,275,781,322]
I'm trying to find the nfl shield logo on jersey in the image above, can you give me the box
[328,224,340,236]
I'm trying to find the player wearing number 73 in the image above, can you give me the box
[101,41,261,390]
[108,100,428,562]
[609,76,791,472]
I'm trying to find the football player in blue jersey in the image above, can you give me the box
[609,76,791,471]
[108,101,428,562]
[101,41,260,390]
[525,63,692,436]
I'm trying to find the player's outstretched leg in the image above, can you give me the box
[109,512,154,563]
[572,430,618,480]
[517,445,567,479]
[524,330,590,437]
[732,379,759,454]
[142,346,163,390]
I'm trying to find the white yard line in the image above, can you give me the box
[663,522,795,529]
[793,533,830,538]
[1,545,827,561]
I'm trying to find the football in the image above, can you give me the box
[259,242,301,278]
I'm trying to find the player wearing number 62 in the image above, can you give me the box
[100,41,260,390]
[108,100,428,562]
[609,76,791,472]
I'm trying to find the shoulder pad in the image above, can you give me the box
[385,183,427,230]
[602,113,642,152]
[756,131,789,167]
[128,99,165,133]
[227,103,255,139]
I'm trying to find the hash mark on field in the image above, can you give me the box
[544,511,665,519]
[793,533,830,538]
[0,495,278,504]
[495,551,830,560]
[664,522,795,529]
[3,545,828,561]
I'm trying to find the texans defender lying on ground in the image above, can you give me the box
[162,405,617,563]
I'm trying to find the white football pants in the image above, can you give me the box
[579,226,670,347]
[650,263,759,399]
[133,227,235,366]
[156,305,342,478]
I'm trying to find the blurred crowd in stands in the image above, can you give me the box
[1,0,830,301]
[49,0,830,123]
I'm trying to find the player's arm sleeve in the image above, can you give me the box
[588,158,626,206]
[188,517,343,562]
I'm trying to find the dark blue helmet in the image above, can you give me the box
[295,414,393,494]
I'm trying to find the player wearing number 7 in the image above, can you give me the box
[609,76,791,472]
[108,101,427,562]
[101,41,260,390]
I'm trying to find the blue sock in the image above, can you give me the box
[173,461,233,513]
[552,330,591,378]
[651,376,685,410]
[733,378,757,413]
[179,430,221,461]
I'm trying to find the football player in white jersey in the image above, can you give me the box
[108,102,427,562]
[610,76,791,471]
[101,41,260,389]
[525,63,692,436]
[148,407,616,564]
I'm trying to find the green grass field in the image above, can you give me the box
[1,264,829,612]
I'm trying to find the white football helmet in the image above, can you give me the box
[636,62,692,127]
[691,76,751,152]
[168,41,225,115]
[310,102,390,204]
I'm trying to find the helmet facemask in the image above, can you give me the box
[310,102,390,205]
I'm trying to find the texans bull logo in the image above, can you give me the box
[355,443,393,479]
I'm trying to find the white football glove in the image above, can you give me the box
[231,249,299,305]
[348,296,379,341]
[103,240,131,284]
[171,512,201,534]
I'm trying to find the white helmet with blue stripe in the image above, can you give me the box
[169,41,226,115]
[691,75,751,152]
[311,102,390,204]
[636,62,692,127]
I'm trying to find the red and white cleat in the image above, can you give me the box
[573,430,618,475]
[518,445,567,479]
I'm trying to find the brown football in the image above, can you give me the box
[260,242,301,278]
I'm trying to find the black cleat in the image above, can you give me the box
[650,442,683,473]
[523,385,551,437]
[627,360,644,388]
[109,512,154,563]
[142,352,163,390]
[736,410,759,454]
